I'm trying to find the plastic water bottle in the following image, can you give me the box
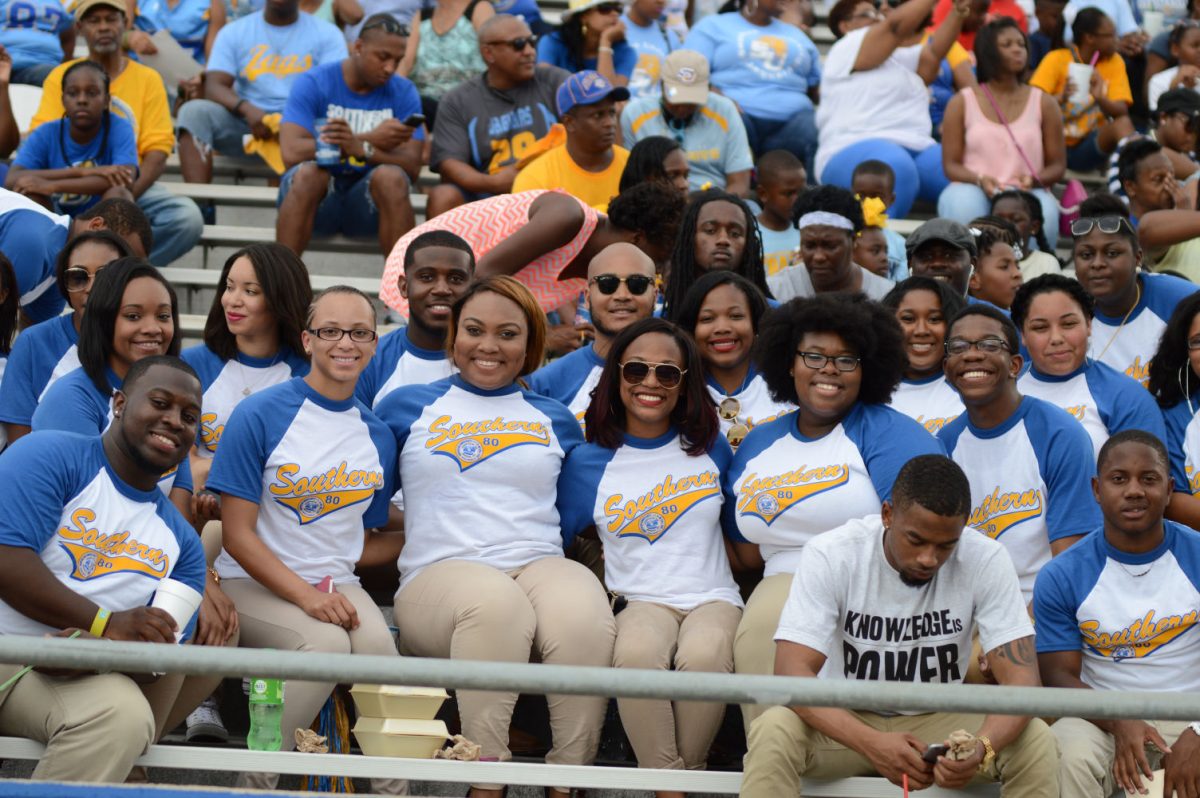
[247,677,285,751]
[314,117,341,168]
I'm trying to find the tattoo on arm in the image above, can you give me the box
[992,636,1036,667]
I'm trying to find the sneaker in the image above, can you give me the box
[185,696,228,743]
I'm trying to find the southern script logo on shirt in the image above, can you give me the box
[913,414,959,435]
[1064,405,1087,422]
[1081,609,1199,662]
[967,486,1043,539]
[842,609,966,682]
[57,507,171,581]
[604,471,721,544]
[1126,357,1150,387]
[199,413,222,453]
[736,464,849,526]
[425,415,549,471]
[242,45,312,82]
[1187,466,1200,496]
[269,462,384,524]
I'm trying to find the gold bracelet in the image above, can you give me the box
[208,567,221,584]
[89,607,111,638]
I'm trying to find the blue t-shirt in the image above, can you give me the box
[207,10,348,113]
[0,312,78,427]
[281,60,424,177]
[180,343,309,457]
[537,30,637,79]
[526,342,604,423]
[682,12,821,121]
[491,0,541,27]
[376,374,583,587]
[0,192,69,324]
[0,431,204,639]
[0,0,71,70]
[208,377,396,584]
[135,0,212,61]
[723,401,943,577]
[1033,521,1200,693]
[1018,359,1167,462]
[939,396,1101,601]
[1164,398,1200,495]
[622,14,682,99]
[14,115,139,215]
[355,325,454,409]
[1088,272,1198,385]
[557,428,743,609]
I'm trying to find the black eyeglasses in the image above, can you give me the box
[620,360,686,388]
[308,327,378,343]
[945,337,1010,356]
[64,265,104,292]
[360,15,409,36]
[796,351,861,372]
[589,274,654,295]
[1070,216,1134,237]
[484,34,538,50]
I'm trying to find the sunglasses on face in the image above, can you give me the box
[64,265,104,292]
[590,274,654,295]
[944,337,1010,356]
[593,2,623,12]
[620,360,686,389]
[1070,216,1134,237]
[485,34,538,50]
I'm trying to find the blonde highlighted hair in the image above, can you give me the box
[447,276,546,377]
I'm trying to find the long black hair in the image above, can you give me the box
[674,269,770,338]
[558,15,588,69]
[78,256,181,397]
[584,317,719,455]
[203,243,313,362]
[1148,292,1200,407]
[0,254,17,357]
[662,189,769,321]
[974,17,1030,83]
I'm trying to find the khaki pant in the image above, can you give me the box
[733,573,793,728]
[394,557,616,790]
[222,577,403,794]
[614,600,742,770]
[1053,717,1192,798]
[742,705,1059,798]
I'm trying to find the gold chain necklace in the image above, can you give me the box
[1095,280,1141,363]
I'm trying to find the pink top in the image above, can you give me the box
[380,190,596,316]
[962,87,1045,188]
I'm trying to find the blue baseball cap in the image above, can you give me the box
[556,70,631,117]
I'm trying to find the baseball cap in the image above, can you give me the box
[1157,87,1200,120]
[557,70,631,117]
[905,218,978,258]
[73,0,125,20]
[562,0,617,20]
[661,50,710,106]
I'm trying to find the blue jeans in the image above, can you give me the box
[10,63,55,87]
[936,182,1061,250]
[820,139,948,219]
[138,183,204,266]
[741,110,818,178]
[277,163,389,238]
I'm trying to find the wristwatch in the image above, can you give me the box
[360,140,375,160]
[977,736,996,773]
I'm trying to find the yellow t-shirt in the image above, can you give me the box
[511,145,630,213]
[1150,237,1200,284]
[31,59,175,158]
[1030,48,1132,146]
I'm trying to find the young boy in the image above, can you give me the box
[851,160,909,280]
[755,150,805,276]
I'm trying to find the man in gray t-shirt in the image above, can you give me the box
[426,14,568,218]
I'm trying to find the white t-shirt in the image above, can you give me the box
[1034,522,1200,693]
[355,326,455,409]
[814,27,935,179]
[526,343,605,425]
[777,515,1032,696]
[1146,67,1199,113]
[889,374,964,435]
[768,262,895,303]
[558,429,743,610]
[375,375,583,588]
[1164,398,1200,496]
[208,378,396,585]
[1088,273,1198,385]
[705,368,794,439]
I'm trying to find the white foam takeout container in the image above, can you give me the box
[349,684,449,720]
[352,717,450,759]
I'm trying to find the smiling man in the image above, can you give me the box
[907,218,978,298]
[741,454,1056,798]
[938,306,1099,603]
[1034,430,1200,798]
[527,242,657,422]
[511,69,630,212]
[0,355,207,783]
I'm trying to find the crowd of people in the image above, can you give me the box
[0,0,1199,794]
